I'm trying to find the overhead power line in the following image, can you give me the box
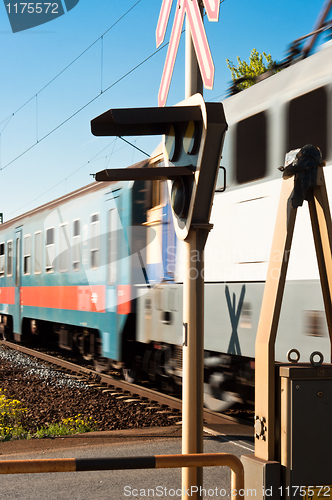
[8,138,120,217]
[0,0,228,171]
[0,38,169,172]
[0,0,142,130]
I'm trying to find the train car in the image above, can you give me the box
[135,40,332,410]
[0,165,152,375]
[2,40,332,413]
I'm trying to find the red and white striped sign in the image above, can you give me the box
[156,0,220,107]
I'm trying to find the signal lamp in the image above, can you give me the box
[171,176,191,219]
[91,93,228,240]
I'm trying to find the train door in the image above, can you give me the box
[14,228,22,336]
[105,189,121,359]
[162,183,176,279]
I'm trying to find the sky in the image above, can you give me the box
[0,0,330,221]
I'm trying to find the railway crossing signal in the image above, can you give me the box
[92,95,227,500]
[156,0,220,107]
[164,93,226,239]
[91,93,227,240]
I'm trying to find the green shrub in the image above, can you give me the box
[0,389,97,440]
[35,415,97,439]
[0,389,29,441]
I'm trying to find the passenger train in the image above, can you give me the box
[1,39,332,411]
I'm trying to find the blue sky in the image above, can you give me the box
[0,0,329,221]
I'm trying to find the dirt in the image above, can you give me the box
[0,359,181,434]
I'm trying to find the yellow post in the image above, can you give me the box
[308,167,332,356]
[254,176,297,461]
[255,163,332,462]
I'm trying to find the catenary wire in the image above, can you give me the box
[7,138,121,217]
[0,38,171,172]
[0,0,142,128]
[0,0,227,170]
[3,0,228,216]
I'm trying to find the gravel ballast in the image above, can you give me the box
[0,347,180,434]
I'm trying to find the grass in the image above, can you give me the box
[0,389,28,441]
[0,389,97,441]
[34,415,97,439]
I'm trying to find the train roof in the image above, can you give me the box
[0,158,149,231]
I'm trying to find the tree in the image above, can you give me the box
[226,48,276,91]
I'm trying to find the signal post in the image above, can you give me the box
[182,5,205,496]
[91,95,227,500]
[93,4,225,498]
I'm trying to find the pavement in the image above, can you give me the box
[0,425,255,500]
[0,421,254,460]
[0,425,183,457]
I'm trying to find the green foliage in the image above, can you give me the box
[226,48,275,90]
[0,389,97,441]
[35,415,97,439]
[0,389,29,441]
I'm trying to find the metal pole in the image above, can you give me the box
[302,0,332,57]
[182,229,206,499]
[185,2,203,99]
[182,4,205,499]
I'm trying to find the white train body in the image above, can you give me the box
[136,41,332,407]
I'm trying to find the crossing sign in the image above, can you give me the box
[156,0,220,107]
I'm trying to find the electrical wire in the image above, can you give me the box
[0,0,227,171]
[0,0,142,128]
[7,138,119,217]
[118,136,149,157]
[0,38,170,172]
[2,0,227,197]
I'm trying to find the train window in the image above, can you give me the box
[90,213,100,269]
[45,227,55,273]
[34,232,42,274]
[72,219,81,271]
[240,302,252,329]
[15,237,20,287]
[235,112,267,183]
[108,209,117,285]
[303,310,327,337]
[23,235,31,275]
[7,240,13,277]
[132,181,147,224]
[0,243,4,277]
[59,223,69,272]
[287,87,327,160]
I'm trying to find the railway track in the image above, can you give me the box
[0,340,251,428]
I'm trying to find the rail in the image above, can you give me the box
[0,453,244,500]
[0,340,244,425]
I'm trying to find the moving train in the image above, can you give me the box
[0,176,152,378]
[1,39,332,410]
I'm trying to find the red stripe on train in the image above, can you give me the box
[0,287,15,305]
[20,286,106,313]
[117,285,131,315]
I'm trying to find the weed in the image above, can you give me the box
[0,389,98,441]
[35,415,97,439]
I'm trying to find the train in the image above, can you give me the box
[0,176,152,378]
[1,39,332,411]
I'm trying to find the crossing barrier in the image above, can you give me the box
[0,453,244,500]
